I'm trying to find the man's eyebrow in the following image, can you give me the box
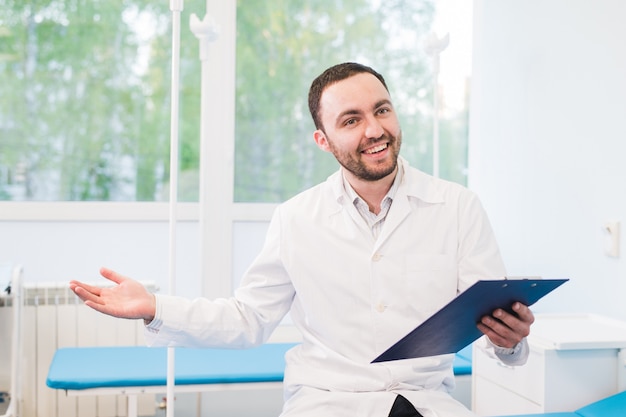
[374,99,393,109]
[335,108,361,124]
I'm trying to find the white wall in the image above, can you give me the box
[0,217,274,301]
[469,0,626,320]
[0,218,202,299]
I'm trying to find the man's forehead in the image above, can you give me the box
[320,73,390,113]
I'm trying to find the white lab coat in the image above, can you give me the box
[146,157,525,417]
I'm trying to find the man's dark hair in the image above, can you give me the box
[308,62,389,131]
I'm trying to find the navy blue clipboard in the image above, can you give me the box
[372,278,569,363]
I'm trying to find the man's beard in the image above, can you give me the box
[327,131,402,182]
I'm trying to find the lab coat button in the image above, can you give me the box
[376,303,386,313]
[372,253,382,262]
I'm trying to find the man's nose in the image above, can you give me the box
[364,116,384,139]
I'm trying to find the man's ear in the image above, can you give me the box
[313,129,330,152]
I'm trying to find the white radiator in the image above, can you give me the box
[15,281,158,417]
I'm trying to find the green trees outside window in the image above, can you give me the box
[0,0,468,202]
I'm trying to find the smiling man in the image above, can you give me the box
[71,62,534,417]
[311,69,402,215]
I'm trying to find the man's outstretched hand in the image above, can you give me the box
[70,267,156,322]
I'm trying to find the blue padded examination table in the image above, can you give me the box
[47,342,474,416]
[495,390,626,417]
[47,343,296,417]
[47,343,293,390]
[452,344,472,376]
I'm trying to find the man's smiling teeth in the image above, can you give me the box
[363,143,388,154]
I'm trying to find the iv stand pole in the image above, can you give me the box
[166,1,183,416]
[165,1,219,415]
[424,32,449,178]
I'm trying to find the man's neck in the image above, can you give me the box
[344,167,398,215]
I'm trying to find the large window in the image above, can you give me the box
[0,0,204,201]
[0,0,471,203]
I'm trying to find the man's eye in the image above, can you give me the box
[345,118,357,126]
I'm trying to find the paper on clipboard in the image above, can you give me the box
[371,278,569,363]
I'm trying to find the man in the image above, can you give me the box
[71,62,534,417]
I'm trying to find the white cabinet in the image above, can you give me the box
[472,314,626,416]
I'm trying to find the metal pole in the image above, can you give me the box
[190,6,219,302]
[167,1,184,416]
[424,32,449,178]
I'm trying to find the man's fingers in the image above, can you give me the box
[477,303,533,349]
[70,280,102,297]
[512,303,535,327]
[477,323,506,347]
[492,305,532,338]
[72,285,105,305]
[480,315,512,337]
[99,267,126,285]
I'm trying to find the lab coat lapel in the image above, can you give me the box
[373,191,411,252]
[327,169,376,244]
[345,204,375,242]
[372,157,446,252]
